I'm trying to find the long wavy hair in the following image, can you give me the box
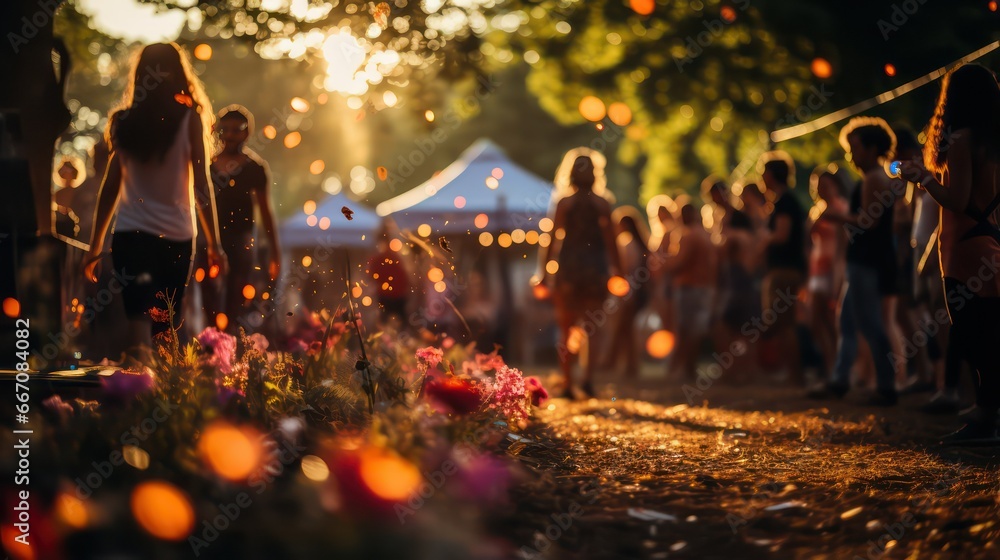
[106,43,214,163]
[552,147,615,204]
[925,63,1000,174]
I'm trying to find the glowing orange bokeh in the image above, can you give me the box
[884,63,897,77]
[811,58,833,79]
[721,5,737,22]
[309,160,325,175]
[533,283,550,300]
[284,132,302,149]
[3,297,20,318]
[197,422,264,482]
[990,1,998,12]
[646,330,676,359]
[607,276,630,297]
[578,96,606,122]
[607,102,633,126]
[566,326,585,354]
[55,492,89,529]
[629,0,655,16]
[242,284,256,300]
[2,525,34,559]
[194,268,206,283]
[130,481,195,541]
[208,264,220,279]
[193,44,212,61]
[359,447,421,501]
[474,213,489,229]
[215,313,229,331]
[377,166,388,180]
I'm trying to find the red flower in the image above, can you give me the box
[424,375,483,415]
[525,376,549,407]
[149,307,171,323]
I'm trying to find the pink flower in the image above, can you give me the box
[484,366,529,423]
[196,327,237,375]
[416,347,444,369]
[525,376,549,407]
[475,350,505,372]
[247,333,269,354]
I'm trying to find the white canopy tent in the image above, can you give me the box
[375,139,553,234]
[280,191,380,250]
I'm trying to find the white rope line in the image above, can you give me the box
[770,40,1000,143]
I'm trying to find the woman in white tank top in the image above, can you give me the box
[83,43,227,356]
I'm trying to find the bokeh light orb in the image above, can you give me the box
[193,43,212,61]
[608,276,630,297]
[242,284,256,300]
[215,313,228,331]
[721,5,737,22]
[884,63,897,77]
[811,58,833,79]
[607,102,633,126]
[130,481,195,541]
[629,0,655,16]
[578,96,607,122]
[359,448,422,501]
[3,297,20,318]
[474,213,489,229]
[197,422,264,482]
[646,330,676,359]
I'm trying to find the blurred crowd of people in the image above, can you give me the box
[542,63,1000,443]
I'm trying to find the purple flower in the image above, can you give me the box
[101,368,156,400]
[197,327,237,375]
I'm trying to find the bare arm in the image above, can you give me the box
[82,152,122,282]
[253,161,281,281]
[912,132,973,214]
[598,200,623,276]
[189,111,227,270]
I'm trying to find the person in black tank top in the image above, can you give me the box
[194,106,281,334]
[808,118,900,406]
[538,151,622,399]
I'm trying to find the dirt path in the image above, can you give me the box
[499,383,1000,559]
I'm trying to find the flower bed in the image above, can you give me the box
[0,296,548,559]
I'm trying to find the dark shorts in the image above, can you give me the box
[112,231,193,331]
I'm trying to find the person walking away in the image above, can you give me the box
[83,43,227,360]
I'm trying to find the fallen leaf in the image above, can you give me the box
[342,206,354,221]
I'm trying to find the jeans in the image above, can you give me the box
[832,263,896,395]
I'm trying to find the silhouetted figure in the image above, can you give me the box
[659,200,717,381]
[83,43,227,358]
[195,105,280,332]
[901,63,1000,443]
[367,218,411,328]
[806,165,849,378]
[540,149,622,398]
[601,206,650,377]
[810,118,899,406]
[759,152,807,383]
